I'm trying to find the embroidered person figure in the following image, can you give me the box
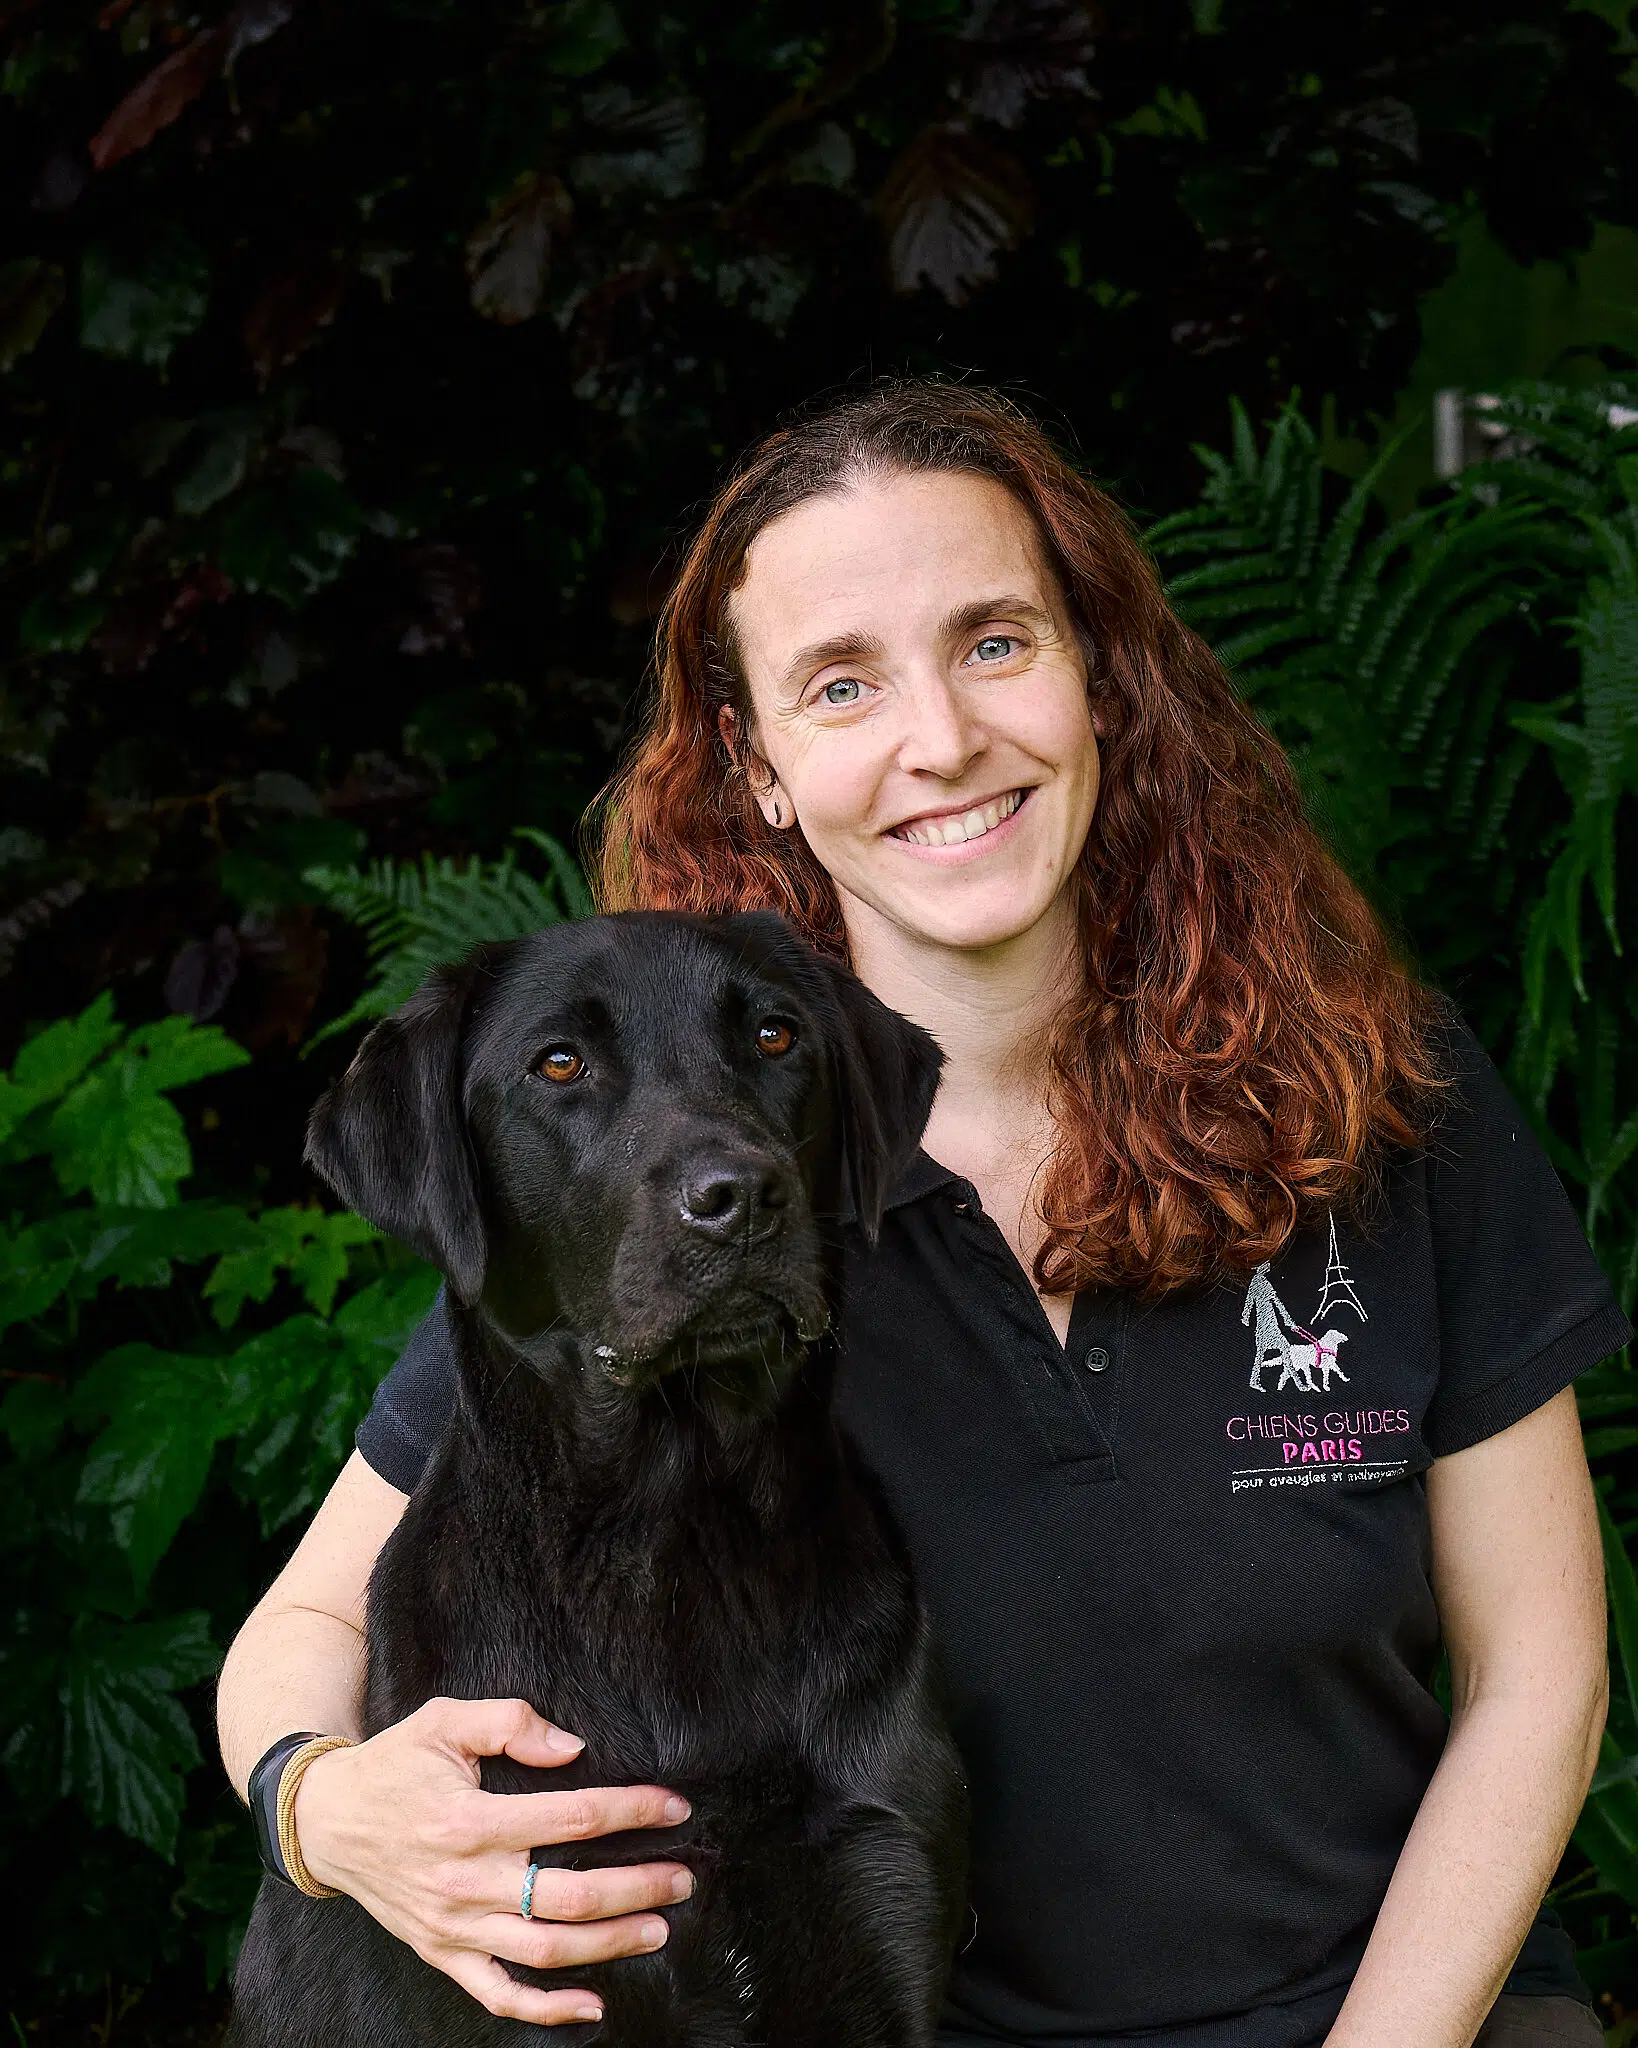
[1242,1263,1310,1392]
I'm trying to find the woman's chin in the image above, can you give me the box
[871,878,1074,956]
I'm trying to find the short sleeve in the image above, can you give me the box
[355,1288,459,1494]
[1422,1022,1631,1458]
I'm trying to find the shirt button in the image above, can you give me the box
[1085,1346,1110,1373]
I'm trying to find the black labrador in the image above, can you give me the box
[229,910,968,2047]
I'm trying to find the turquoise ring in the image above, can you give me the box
[520,1861,541,1920]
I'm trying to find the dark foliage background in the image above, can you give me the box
[3,1,1638,2040]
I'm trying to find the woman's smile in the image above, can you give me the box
[886,785,1031,852]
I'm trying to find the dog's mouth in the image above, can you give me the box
[591,1287,828,1391]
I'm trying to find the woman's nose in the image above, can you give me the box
[894,672,983,780]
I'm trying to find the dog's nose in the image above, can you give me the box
[679,1157,790,1243]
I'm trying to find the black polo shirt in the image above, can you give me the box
[355,1022,1630,2046]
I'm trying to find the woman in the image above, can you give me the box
[217,383,1629,2046]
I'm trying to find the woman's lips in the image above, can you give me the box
[888,787,1028,848]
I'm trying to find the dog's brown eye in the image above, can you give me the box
[538,1047,585,1084]
[756,1019,796,1059]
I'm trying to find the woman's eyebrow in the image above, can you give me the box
[778,629,883,696]
[939,594,1056,640]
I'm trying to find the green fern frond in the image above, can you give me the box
[303,830,589,1048]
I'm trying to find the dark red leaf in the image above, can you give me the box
[877,127,1034,303]
[165,926,239,1022]
[959,0,1098,130]
[88,28,228,172]
[397,545,482,656]
[466,175,572,326]
[243,248,346,388]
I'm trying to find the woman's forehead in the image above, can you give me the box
[732,470,1057,663]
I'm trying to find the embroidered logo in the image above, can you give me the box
[1225,1215,1410,1496]
[1241,1215,1367,1394]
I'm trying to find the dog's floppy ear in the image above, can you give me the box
[814,958,944,1241]
[304,952,498,1305]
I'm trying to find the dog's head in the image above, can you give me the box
[305,911,942,1407]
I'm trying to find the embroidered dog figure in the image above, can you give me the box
[1276,1327,1351,1394]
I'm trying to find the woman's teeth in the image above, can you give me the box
[893,789,1024,847]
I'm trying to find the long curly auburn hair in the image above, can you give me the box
[592,381,1443,1296]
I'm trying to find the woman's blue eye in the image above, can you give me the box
[973,635,1017,662]
[823,677,862,705]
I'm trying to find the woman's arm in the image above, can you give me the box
[1325,1388,1608,2048]
[218,1450,398,1793]
[216,1450,694,2028]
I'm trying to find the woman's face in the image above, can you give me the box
[728,468,1100,957]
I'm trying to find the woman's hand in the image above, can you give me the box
[294,1695,693,2027]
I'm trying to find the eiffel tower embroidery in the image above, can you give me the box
[1315,1214,1368,1322]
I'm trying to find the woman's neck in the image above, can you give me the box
[841,887,1079,1336]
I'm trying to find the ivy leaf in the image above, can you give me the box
[87,28,229,173]
[877,127,1034,304]
[75,1347,241,1591]
[79,1201,261,1293]
[0,257,66,373]
[4,1611,219,1857]
[205,1205,377,1326]
[80,230,210,369]
[219,468,363,605]
[466,176,571,326]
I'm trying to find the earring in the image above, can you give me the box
[771,799,783,827]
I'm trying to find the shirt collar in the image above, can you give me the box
[835,1147,962,1228]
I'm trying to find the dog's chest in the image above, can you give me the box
[366,1455,915,1781]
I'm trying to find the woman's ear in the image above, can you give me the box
[718,704,792,830]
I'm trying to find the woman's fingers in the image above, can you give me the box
[439,1950,604,2028]
[481,1906,672,1972]
[516,1857,693,1924]
[468,1780,691,1855]
[422,1695,585,1771]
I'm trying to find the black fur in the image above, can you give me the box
[229,911,968,2048]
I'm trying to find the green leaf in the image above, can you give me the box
[1584,1427,1638,1460]
[1576,1728,1638,1907]
[218,468,363,606]
[173,411,257,517]
[77,1201,260,1292]
[205,1206,377,1326]
[0,256,66,373]
[123,1015,250,1092]
[0,992,121,1145]
[46,1022,246,1208]
[75,1346,240,1590]
[227,1269,437,1532]
[46,1613,217,1856]
[80,230,209,369]
[1599,1492,1638,1732]
[544,0,625,75]
[0,1221,80,1332]
[49,1070,192,1208]
[0,1377,71,1460]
